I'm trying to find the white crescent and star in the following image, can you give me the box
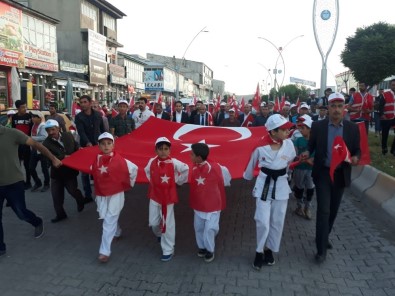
[196,176,205,185]
[98,165,108,174]
[161,174,170,183]
[172,125,252,153]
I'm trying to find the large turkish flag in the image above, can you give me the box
[62,117,268,183]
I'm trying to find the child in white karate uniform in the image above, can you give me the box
[244,114,296,270]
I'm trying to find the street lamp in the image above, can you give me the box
[258,35,304,92]
[175,26,209,100]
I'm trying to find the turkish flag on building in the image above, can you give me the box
[62,117,268,182]
[330,136,351,182]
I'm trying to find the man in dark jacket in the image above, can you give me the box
[302,92,360,264]
[75,95,105,202]
[172,100,189,123]
[43,120,85,223]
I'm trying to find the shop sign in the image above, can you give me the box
[25,58,58,72]
[88,29,106,61]
[89,57,107,85]
[60,60,88,74]
[0,3,23,54]
[23,44,57,64]
[145,81,163,90]
[108,63,125,77]
[110,74,126,85]
[135,82,145,89]
[0,48,24,67]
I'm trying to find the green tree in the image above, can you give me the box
[341,22,395,86]
[273,84,309,103]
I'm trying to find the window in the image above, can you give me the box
[81,0,98,31]
[22,14,56,51]
[103,13,115,31]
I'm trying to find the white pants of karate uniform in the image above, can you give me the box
[149,200,175,256]
[255,198,288,253]
[194,211,220,253]
[96,194,124,256]
[99,213,122,256]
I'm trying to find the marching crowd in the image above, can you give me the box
[1,79,394,269]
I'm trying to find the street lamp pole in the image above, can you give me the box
[176,26,208,101]
[258,35,304,92]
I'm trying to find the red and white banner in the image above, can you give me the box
[62,117,269,182]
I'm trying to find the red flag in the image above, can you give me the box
[111,109,118,117]
[240,97,245,111]
[193,94,197,106]
[157,92,163,105]
[356,122,371,165]
[280,95,286,110]
[252,83,261,111]
[274,97,280,112]
[207,112,214,126]
[295,97,300,109]
[71,102,80,117]
[62,117,268,182]
[330,136,351,182]
[241,113,255,127]
[214,96,221,113]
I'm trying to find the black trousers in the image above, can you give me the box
[50,177,84,217]
[314,169,345,256]
[380,118,395,153]
[18,145,31,184]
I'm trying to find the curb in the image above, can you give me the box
[350,165,395,219]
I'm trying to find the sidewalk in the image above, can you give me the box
[1,179,395,296]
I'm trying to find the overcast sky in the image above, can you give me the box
[108,0,392,95]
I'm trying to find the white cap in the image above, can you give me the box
[229,108,235,112]
[309,90,316,95]
[260,102,266,107]
[299,103,309,109]
[290,103,297,109]
[6,110,16,115]
[284,101,291,106]
[265,114,294,131]
[220,101,226,106]
[297,114,313,128]
[328,92,345,103]
[98,132,114,142]
[118,100,128,106]
[30,110,44,118]
[155,137,171,145]
[44,119,59,129]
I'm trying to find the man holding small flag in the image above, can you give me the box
[301,92,361,264]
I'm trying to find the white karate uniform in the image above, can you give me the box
[144,157,189,256]
[243,139,296,253]
[95,160,138,256]
[193,164,231,253]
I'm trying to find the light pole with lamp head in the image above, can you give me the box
[175,26,209,101]
[258,35,304,92]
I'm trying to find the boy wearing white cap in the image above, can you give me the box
[91,132,138,263]
[144,137,189,262]
[244,114,296,270]
[293,115,315,220]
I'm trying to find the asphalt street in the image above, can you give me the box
[1,178,395,296]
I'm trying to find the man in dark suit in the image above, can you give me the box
[154,103,170,120]
[302,92,360,263]
[172,100,189,123]
[193,104,212,126]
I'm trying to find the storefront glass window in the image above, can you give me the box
[0,71,8,108]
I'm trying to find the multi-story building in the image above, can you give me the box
[117,51,145,99]
[147,53,214,102]
[0,0,59,109]
[16,0,126,106]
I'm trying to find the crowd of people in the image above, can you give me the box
[1,79,394,268]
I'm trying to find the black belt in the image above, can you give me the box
[260,167,287,201]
